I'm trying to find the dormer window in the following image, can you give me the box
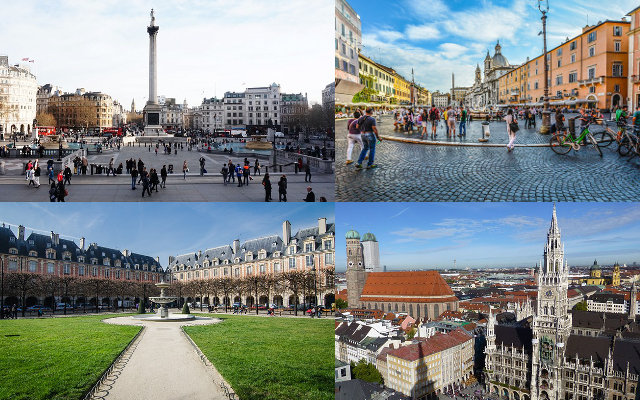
[289,246,295,255]
[223,260,229,265]
[258,250,266,260]
[234,257,240,264]
[272,242,277,247]
[245,252,253,262]
[125,263,130,269]
[29,250,37,257]
[304,243,314,252]
[28,239,33,245]
[78,256,84,263]
[46,242,51,248]
[9,248,18,255]
[102,252,105,257]
[9,237,15,243]
[62,244,67,249]
[135,264,140,270]
[323,240,333,250]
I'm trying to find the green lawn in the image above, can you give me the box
[0,315,141,400]
[184,314,333,400]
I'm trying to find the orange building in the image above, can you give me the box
[627,6,640,109]
[498,62,529,105]
[526,20,630,110]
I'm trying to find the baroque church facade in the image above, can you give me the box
[466,41,514,110]
[484,206,640,400]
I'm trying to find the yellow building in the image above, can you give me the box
[498,63,529,105]
[382,329,474,399]
[413,85,431,106]
[358,53,395,103]
[584,260,621,286]
[393,72,412,105]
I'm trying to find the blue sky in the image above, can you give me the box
[0,203,334,268]
[349,0,638,92]
[335,203,640,271]
[2,0,332,106]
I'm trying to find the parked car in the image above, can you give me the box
[56,303,73,310]
[232,303,244,309]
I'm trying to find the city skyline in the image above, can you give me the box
[350,0,638,93]
[336,203,640,271]
[2,0,332,107]
[0,203,334,268]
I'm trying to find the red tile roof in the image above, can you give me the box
[386,329,472,362]
[336,289,347,301]
[361,271,455,298]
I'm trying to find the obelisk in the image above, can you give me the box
[143,9,165,136]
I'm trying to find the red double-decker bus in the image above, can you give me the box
[37,126,56,136]
[103,127,123,137]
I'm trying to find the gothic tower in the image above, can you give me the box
[612,262,621,286]
[346,230,366,308]
[531,204,572,400]
[131,98,136,113]
[475,64,482,85]
[484,50,492,78]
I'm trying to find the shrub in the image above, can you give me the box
[137,302,145,314]
[182,303,190,314]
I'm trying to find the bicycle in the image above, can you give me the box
[550,117,613,157]
[616,124,640,158]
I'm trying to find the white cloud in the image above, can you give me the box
[2,0,332,106]
[439,43,468,59]
[405,0,449,17]
[406,24,441,40]
[378,29,404,41]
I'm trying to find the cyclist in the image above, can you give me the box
[633,105,640,133]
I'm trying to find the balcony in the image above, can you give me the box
[510,89,520,95]
[578,76,604,86]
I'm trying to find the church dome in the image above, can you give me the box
[345,230,360,239]
[361,232,377,242]
[590,260,601,271]
[492,40,509,67]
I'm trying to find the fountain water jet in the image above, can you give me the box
[132,280,195,321]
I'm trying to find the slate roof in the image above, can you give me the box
[590,293,625,304]
[565,335,611,365]
[494,325,533,352]
[0,225,18,253]
[335,379,409,400]
[612,338,640,374]
[24,232,82,262]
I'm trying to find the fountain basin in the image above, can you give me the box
[131,313,195,322]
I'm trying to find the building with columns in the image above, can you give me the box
[628,6,640,110]
[168,218,335,308]
[0,56,37,138]
[484,205,640,400]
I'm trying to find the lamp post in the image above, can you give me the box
[1,257,4,319]
[538,0,551,134]
[311,256,318,317]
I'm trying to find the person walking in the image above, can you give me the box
[26,165,35,187]
[130,166,138,190]
[199,156,206,176]
[150,168,159,192]
[56,180,66,202]
[420,108,429,139]
[48,168,55,185]
[355,108,382,169]
[278,175,287,202]
[107,157,114,176]
[505,108,518,152]
[182,160,188,180]
[63,166,72,185]
[254,158,261,176]
[429,105,439,138]
[33,161,41,188]
[242,164,250,186]
[141,167,152,198]
[221,164,228,185]
[235,164,243,187]
[346,111,364,164]
[160,165,167,188]
[262,172,272,202]
[304,161,311,182]
[304,186,315,202]
[227,160,235,183]
[459,107,467,137]
[555,108,566,136]
[447,106,457,137]
[49,182,57,202]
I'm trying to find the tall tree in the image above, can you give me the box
[6,272,41,317]
[36,112,57,127]
[283,270,304,316]
[217,277,234,313]
[38,275,61,311]
[244,274,262,315]
[74,97,97,131]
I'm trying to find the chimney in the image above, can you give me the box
[80,237,85,250]
[123,249,130,257]
[283,221,291,246]
[232,239,240,255]
[18,225,25,241]
[155,256,160,263]
[318,218,327,235]
[51,231,59,246]
[198,250,202,260]
[168,256,176,265]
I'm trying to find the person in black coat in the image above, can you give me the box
[63,166,72,185]
[304,186,315,202]
[278,175,287,202]
[262,173,272,202]
[131,166,138,190]
[160,165,167,188]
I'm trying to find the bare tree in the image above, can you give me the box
[283,270,304,316]
[6,272,41,317]
[38,275,61,312]
[217,277,234,313]
[75,97,97,132]
[244,274,262,315]
[58,275,77,314]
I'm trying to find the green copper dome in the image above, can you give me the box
[361,232,377,242]
[345,230,360,239]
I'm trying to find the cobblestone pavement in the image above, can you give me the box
[335,119,640,202]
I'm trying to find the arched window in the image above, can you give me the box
[434,304,440,318]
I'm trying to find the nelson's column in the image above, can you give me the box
[143,9,165,136]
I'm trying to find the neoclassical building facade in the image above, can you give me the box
[168,218,335,307]
[0,56,37,137]
[484,206,639,400]
[465,41,515,110]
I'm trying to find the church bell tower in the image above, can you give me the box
[345,230,366,309]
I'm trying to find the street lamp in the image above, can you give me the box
[1,257,4,319]
[311,256,318,317]
[538,0,551,134]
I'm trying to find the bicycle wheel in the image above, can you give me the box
[592,131,614,147]
[589,135,602,157]
[618,137,632,157]
[550,135,571,155]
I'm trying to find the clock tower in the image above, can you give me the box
[531,204,572,400]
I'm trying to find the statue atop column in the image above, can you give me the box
[150,8,155,26]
